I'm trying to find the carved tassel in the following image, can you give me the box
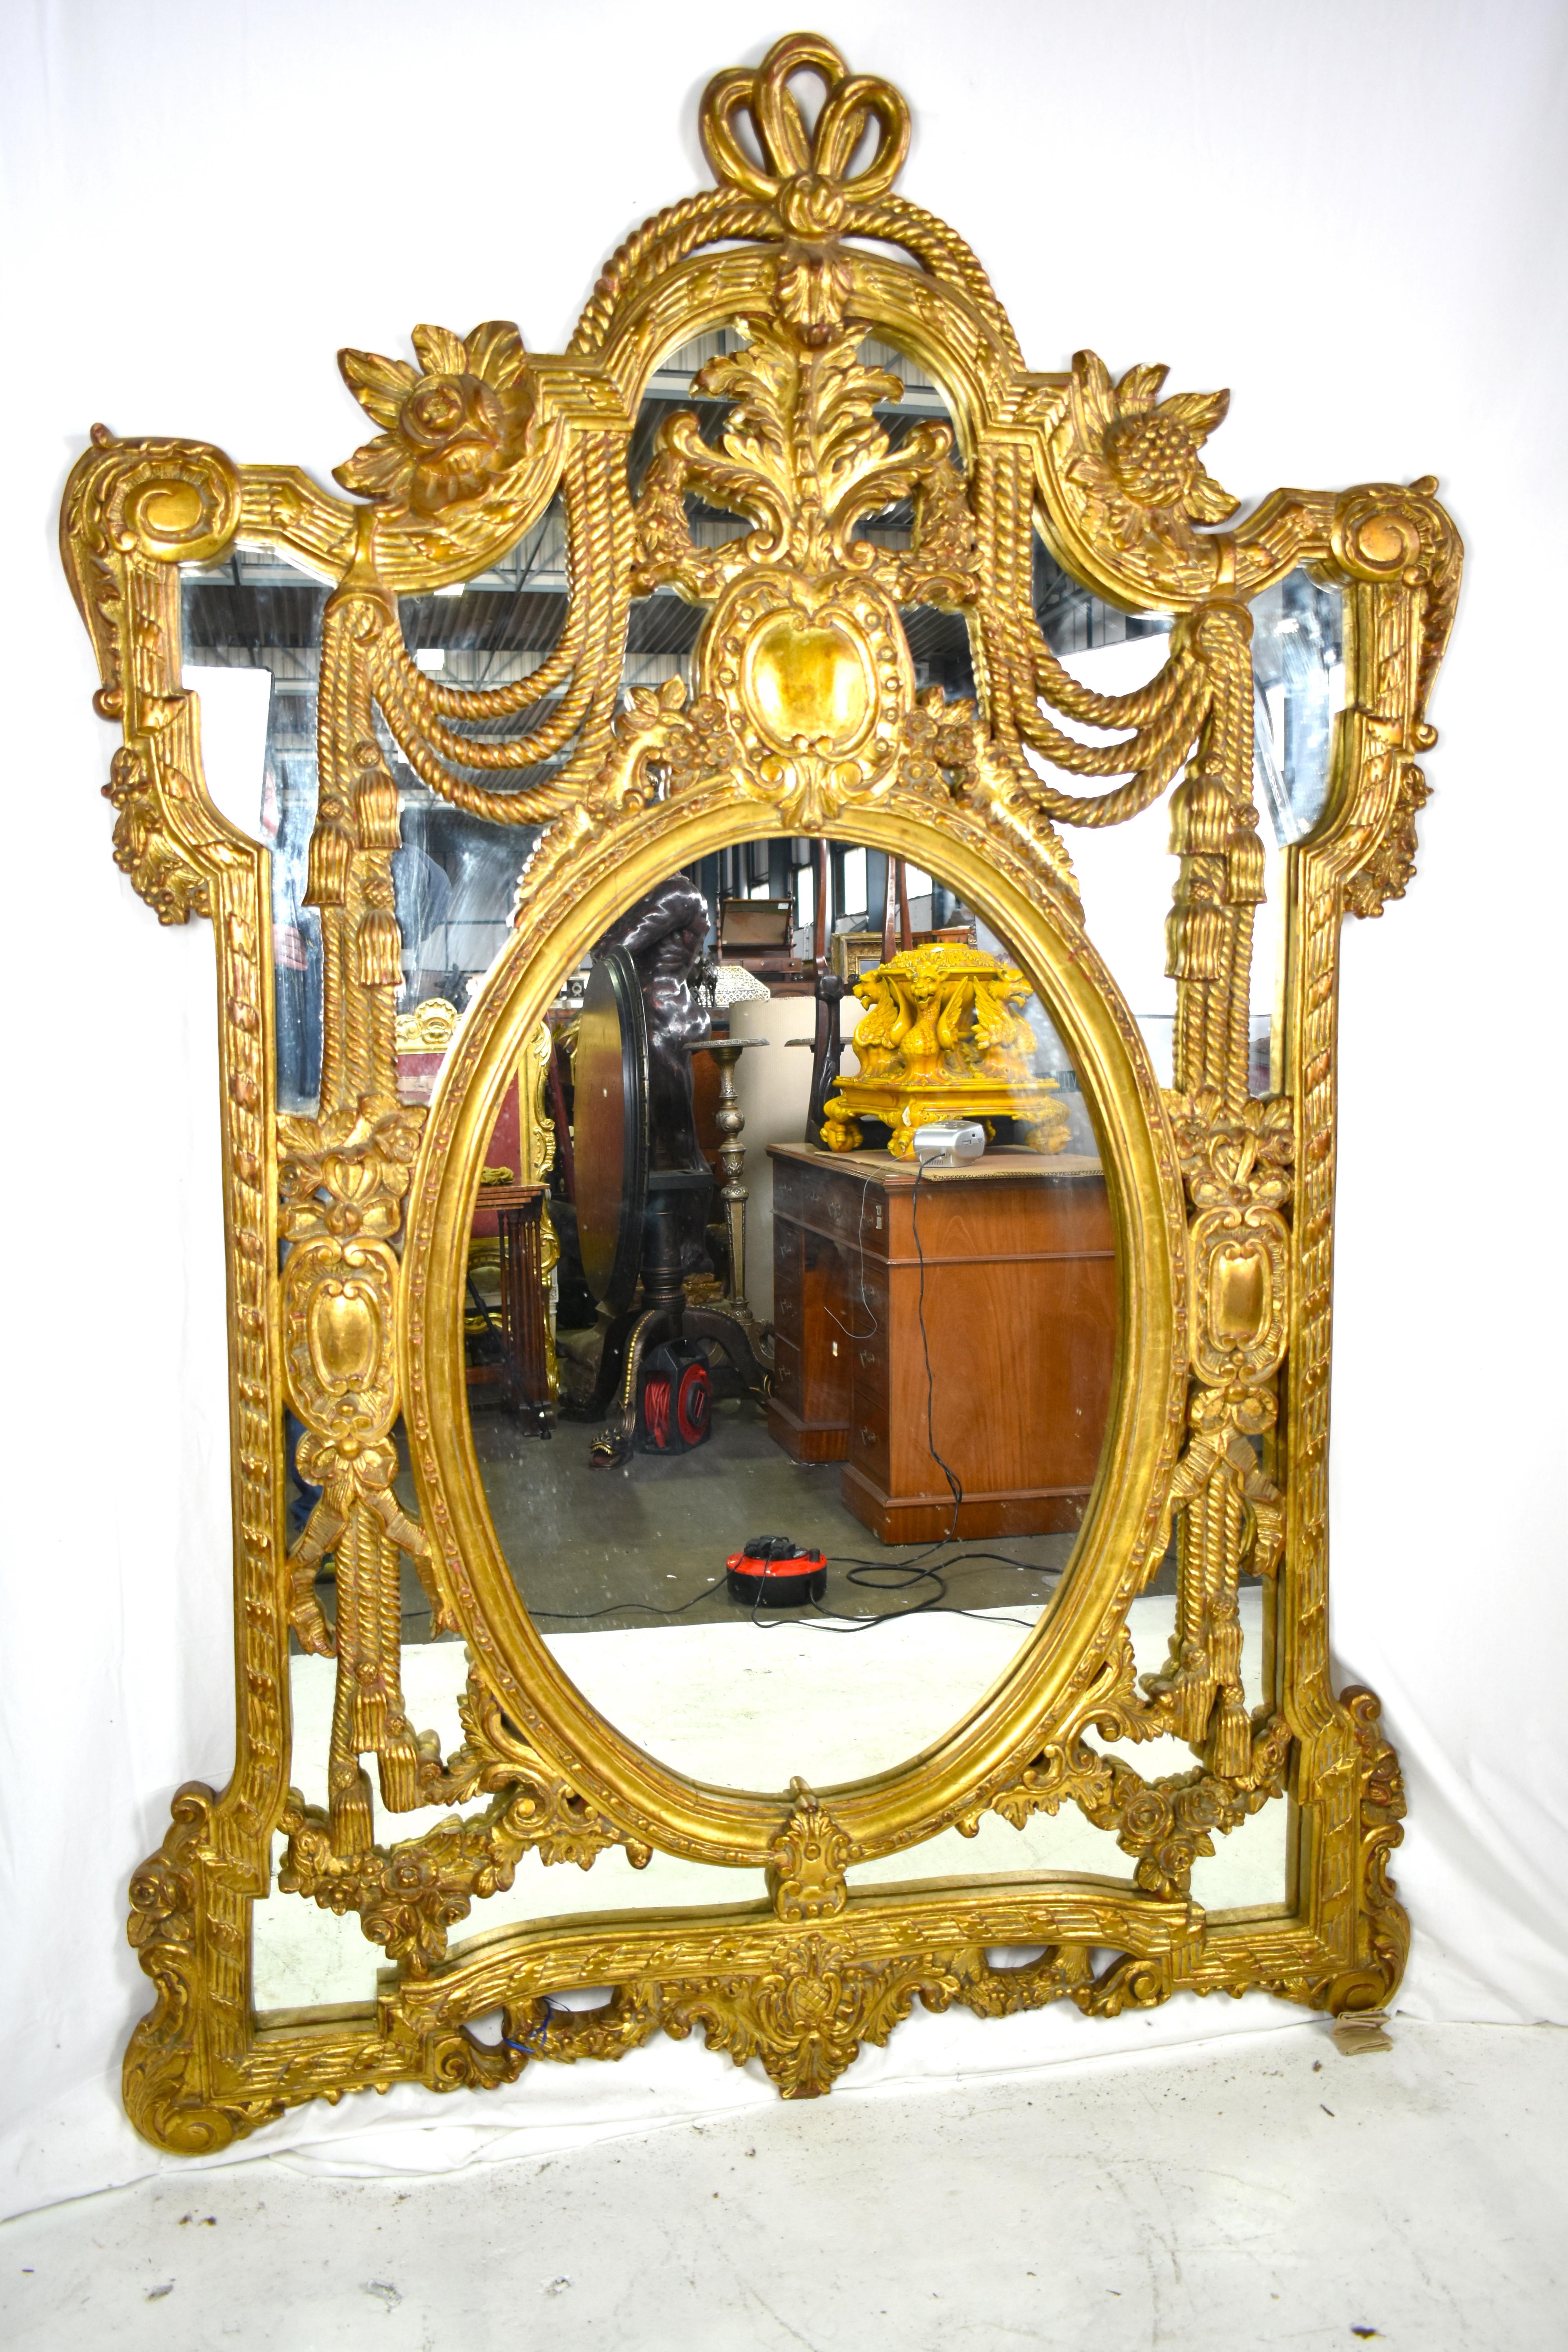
[1225,818,1267,903]
[305,823,352,907]
[1210,1689,1251,1782]
[1166,897,1229,979]
[353,908,404,987]
[355,766,402,851]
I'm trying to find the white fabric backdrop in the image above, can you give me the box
[3,0,1564,2221]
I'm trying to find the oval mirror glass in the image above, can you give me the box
[456,831,1120,1793]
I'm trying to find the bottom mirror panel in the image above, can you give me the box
[253,1581,1285,2015]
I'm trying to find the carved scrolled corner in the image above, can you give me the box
[1073,1950,1176,2019]
[1327,479,1463,922]
[60,431,244,927]
[61,431,241,731]
[1325,1684,1410,2015]
[65,427,243,582]
[416,2018,530,2095]
[122,1784,280,2155]
[1265,1682,1410,2020]
[1331,479,1463,709]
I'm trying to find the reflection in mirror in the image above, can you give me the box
[1035,543,1342,1094]
[183,545,327,1112]
[181,526,562,1116]
[254,1566,1287,2014]
[392,520,572,1096]
[458,836,1120,1795]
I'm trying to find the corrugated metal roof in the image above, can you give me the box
[182,582,325,654]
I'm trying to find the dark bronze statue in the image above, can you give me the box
[593,876,711,1174]
[557,872,771,1461]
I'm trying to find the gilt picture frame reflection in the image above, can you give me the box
[60,30,1457,2148]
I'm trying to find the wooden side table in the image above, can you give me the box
[766,1144,1116,1543]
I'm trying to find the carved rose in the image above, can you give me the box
[1177,1780,1228,1835]
[1117,1786,1175,1844]
[335,321,536,516]
[1061,352,1238,568]
[386,1851,438,1896]
[127,1858,191,1938]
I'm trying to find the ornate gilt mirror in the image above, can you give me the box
[61,32,1458,2152]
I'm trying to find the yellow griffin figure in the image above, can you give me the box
[820,942,1072,1158]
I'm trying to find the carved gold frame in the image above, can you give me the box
[60,34,1457,2151]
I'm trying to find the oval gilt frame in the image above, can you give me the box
[401,794,1187,1868]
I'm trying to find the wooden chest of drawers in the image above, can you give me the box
[766,1143,1116,1544]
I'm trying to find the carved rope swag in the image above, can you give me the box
[60,31,1458,2152]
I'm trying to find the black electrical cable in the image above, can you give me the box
[821,1172,881,1341]
[746,1554,1046,1637]
[521,1145,1067,1637]
[526,1546,1057,1633]
[742,1159,1059,1635]
[529,1578,735,1624]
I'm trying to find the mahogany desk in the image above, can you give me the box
[766,1143,1116,1544]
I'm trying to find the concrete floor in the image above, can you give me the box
[3,2020,1562,2349]
[434,1394,1076,1637]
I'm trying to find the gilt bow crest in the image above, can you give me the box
[700,33,910,342]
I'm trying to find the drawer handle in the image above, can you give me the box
[858,1425,877,1448]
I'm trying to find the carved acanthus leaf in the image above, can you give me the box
[634,318,975,602]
